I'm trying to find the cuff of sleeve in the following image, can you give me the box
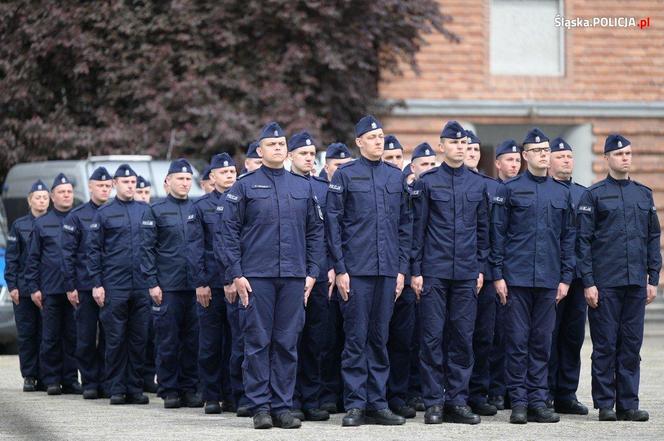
[411,263,421,277]
[399,262,409,275]
[230,264,243,281]
[307,263,320,280]
[492,266,503,281]
[560,273,573,285]
[147,277,158,289]
[333,261,346,274]
[582,275,595,289]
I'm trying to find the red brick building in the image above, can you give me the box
[379,0,664,282]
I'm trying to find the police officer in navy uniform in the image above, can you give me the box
[25,173,81,396]
[186,153,237,414]
[88,164,151,405]
[200,165,215,194]
[288,132,333,422]
[318,142,354,415]
[142,158,202,409]
[240,140,263,176]
[490,128,576,424]
[134,176,152,204]
[464,131,502,417]
[221,122,324,430]
[411,122,489,425]
[387,142,435,419]
[61,167,112,399]
[545,137,589,415]
[577,134,661,422]
[5,180,50,392]
[487,139,523,411]
[327,115,411,427]
[382,135,405,170]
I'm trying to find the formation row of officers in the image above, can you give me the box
[5,116,661,429]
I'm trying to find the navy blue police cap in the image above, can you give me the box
[319,168,328,180]
[412,142,435,160]
[604,134,631,154]
[29,179,48,194]
[201,165,212,181]
[326,142,352,160]
[288,131,316,152]
[496,139,521,158]
[210,152,236,170]
[89,167,111,181]
[167,158,193,175]
[440,121,466,139]
[384,135,403,151]
[355,115,382,138]
[258,122,285,141]
[466,129,481,145]
[114,163,137,179]
[246,141,261,159]
[137,175,151,189]
[52,173,72,190]
[551,137,572,152]
[523,127,549,145]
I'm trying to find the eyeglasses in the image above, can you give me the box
[524,147,551,154]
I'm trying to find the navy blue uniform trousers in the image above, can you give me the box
[504,286,557,408]
[489,299,507,399]
[13,298,42,380]
[75,290,106,392]
[419,278,477,407]
[241,277,305,415]
[387,285,416,409]
[294,281,329,410]
[40,294,78,386]
[588,285,646,411]
[197,288,232,403]
[340,276,395,411]
[101,290,150,395]
[469,282,497,406]
[320,290,344,409]
[548,279,586,402]
[152,290,199,398]
[226,297,248,408]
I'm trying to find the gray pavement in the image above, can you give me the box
[1,332,663,441]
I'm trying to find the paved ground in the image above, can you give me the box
[1,332,663,441]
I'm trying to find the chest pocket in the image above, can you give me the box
[430,191,452,224]
[246,188,273,223]
[42,225,60,240]
[548,199,567,232]
[636,201,652,237]
[347,180,372,215]
[384,181,402,216]
[19,228,32,243]
[289,189,309,221]
[464,192,484,224]
[203,212,219,226]
[157,213,180,228]
[509,197,534,232]
[596,196,620,232]
[105,215,128,230]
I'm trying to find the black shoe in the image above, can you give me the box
[443,405,480,425]
[272,411,302,429]
[98,390,111,399]
[365,408,406,425]
[237,405,252,417]
[83,389,99,400]
[23,377,38,392]
[36,381,47,392]
[61,382,83,395]
[471,402,498,416]
[205,401,222,414]
[164,395,181,409]
[303,408,330,421]
[598,408,617,421]
[342,408,365,427]
[617,409,649,422]
[554,399,589,415]
[408,396,426,412]
[527,406,560,423]
[392,404,416,419]
[143,380,158,394]
[47,384,62,396]
[183,391,203,408]
[126,393,149,405]
[110,394,126,405]
[253,412,273,429]
[510,405,527,424]
[320,402,339,414]
[222,401,236,413]
[290,408,305,420]
[488,395,505,411]
[424,405,444,424]
[545,399,554,409]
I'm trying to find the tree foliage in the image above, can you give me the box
[0,0,456,178]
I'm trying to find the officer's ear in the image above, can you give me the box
[355,137,362,149]
[438,139,445,155]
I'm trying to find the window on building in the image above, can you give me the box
[490,0,564,76]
